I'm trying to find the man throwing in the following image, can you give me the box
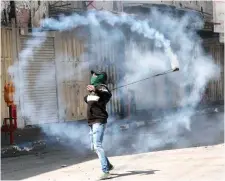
[84,70,114,180]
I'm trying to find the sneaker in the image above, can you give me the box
[109,164,114,171]
[99,172,111,180]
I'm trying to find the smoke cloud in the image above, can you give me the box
[8,8,221,155]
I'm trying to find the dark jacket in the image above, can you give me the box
[84,84,112,125]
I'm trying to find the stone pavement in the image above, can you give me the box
[18,144,224,181]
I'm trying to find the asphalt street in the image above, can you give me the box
[1,144,224,181]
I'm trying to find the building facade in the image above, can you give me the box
[1,1,224,128]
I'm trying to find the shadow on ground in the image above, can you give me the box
[1,148,96,180]
[110,170,159,179]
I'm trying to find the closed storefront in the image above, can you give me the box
[203,38,224,104]
[18,35,59,125]
[92,40,124,117]
[54,31,88,121]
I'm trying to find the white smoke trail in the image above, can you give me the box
[8,30,47,127]
[8,9,221,154]
[41,10,178,70]
[111,8,221,154]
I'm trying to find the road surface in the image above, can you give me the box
[1,144,224,181]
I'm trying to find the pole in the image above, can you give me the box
[9,105,14,145]
[111,68,179,92]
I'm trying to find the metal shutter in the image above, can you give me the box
[19,36,59,125]
[90,39,123,117]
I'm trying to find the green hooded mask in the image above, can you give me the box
[91,74,105,87]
